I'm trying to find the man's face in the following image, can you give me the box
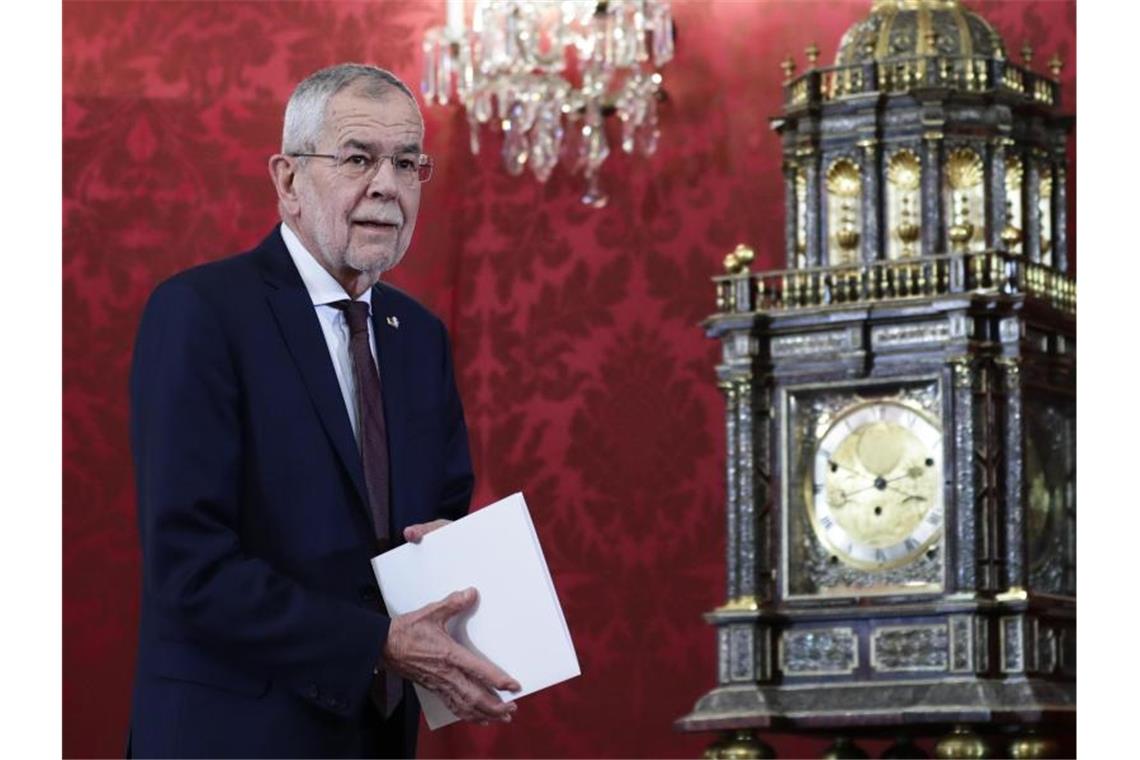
[293,87,424,284]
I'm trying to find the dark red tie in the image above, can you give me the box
[333,300,391,547]
[332,299,402,717]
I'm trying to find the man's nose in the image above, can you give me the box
[366,157,399,198]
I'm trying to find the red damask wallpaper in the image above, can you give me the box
[63,1,1075,757]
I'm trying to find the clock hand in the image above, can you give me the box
[881,469,927,486]
[885,484,927,502]
[845,470,916,496]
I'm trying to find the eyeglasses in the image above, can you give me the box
[288,149,434,185]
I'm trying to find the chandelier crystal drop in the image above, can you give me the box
[421,0,674,207]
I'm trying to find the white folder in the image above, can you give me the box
[371,492,581,729]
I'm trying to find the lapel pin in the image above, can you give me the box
[386,316,400,329]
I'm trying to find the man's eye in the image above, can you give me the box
[343,153,372,167]
[395,157,418,171]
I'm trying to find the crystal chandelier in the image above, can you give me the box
[421,0,674,207]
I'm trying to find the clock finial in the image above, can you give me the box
[1048,52,1064,79]
[780,54,797,81]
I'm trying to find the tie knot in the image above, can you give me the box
[332,299,370,336]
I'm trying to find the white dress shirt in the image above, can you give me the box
[281,222,378,445]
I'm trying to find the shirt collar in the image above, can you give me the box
[280,222,373,312]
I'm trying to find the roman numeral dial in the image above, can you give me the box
[806,400,944,571]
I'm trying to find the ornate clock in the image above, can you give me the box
[676,2,1075,758]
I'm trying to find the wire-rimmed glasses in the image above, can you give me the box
[288,149,434,185]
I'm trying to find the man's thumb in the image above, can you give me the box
[434,587,477,620]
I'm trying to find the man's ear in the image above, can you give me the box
[269,154,301,216]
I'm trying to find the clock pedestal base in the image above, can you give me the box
[676,677,1074,732]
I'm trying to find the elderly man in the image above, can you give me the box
[127,63,517,758]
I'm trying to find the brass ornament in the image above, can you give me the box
[888,151,922,257]
[724,243,755,275]
[946,150,981,252]
[1008,731,1059,759]
[949,356,973,390]
[733,243,756,269]
[806,42,820,66]
[1000,157,1023,250]
[896,197,920,256]
[1021,42,1033,66]
[828,159,862,259]
[716,595,759,612]
[992,31,1006,60]
[795,165,807,193]
[948,191,975,251]
[935,725,990,759]
[704,730,775,760]
[945,148,984,190]
[780,55,796,80]
[887,150,921,191]
[827,158,862,197]
[1047,53,1063,79]
[836,216,861,252]
[1000,223,1022,249]
[996,586,1029,602]
[948,221,974,249]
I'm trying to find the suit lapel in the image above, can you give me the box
[258,230,369,509]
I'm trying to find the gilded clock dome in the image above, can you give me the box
[834,0,1007,68]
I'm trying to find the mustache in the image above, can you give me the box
[352,210,404,226]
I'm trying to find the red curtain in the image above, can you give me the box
[63,2,1075,757]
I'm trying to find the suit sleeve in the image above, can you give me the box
[131,277,385,717]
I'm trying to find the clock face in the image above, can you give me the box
[1022,399,1075,595]
[806,400,944,571]
[1024,433,1057,566]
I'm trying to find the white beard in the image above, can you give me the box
[312,207,405,279]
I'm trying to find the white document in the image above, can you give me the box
[371,492,580,729]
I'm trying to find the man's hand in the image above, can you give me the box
[403,519,451,543]
[382,587,521,724]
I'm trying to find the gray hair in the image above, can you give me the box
[281,63,418,154]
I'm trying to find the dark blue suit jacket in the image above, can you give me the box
[127,227,474,757]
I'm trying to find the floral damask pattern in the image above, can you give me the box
[62,2,1075,757]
